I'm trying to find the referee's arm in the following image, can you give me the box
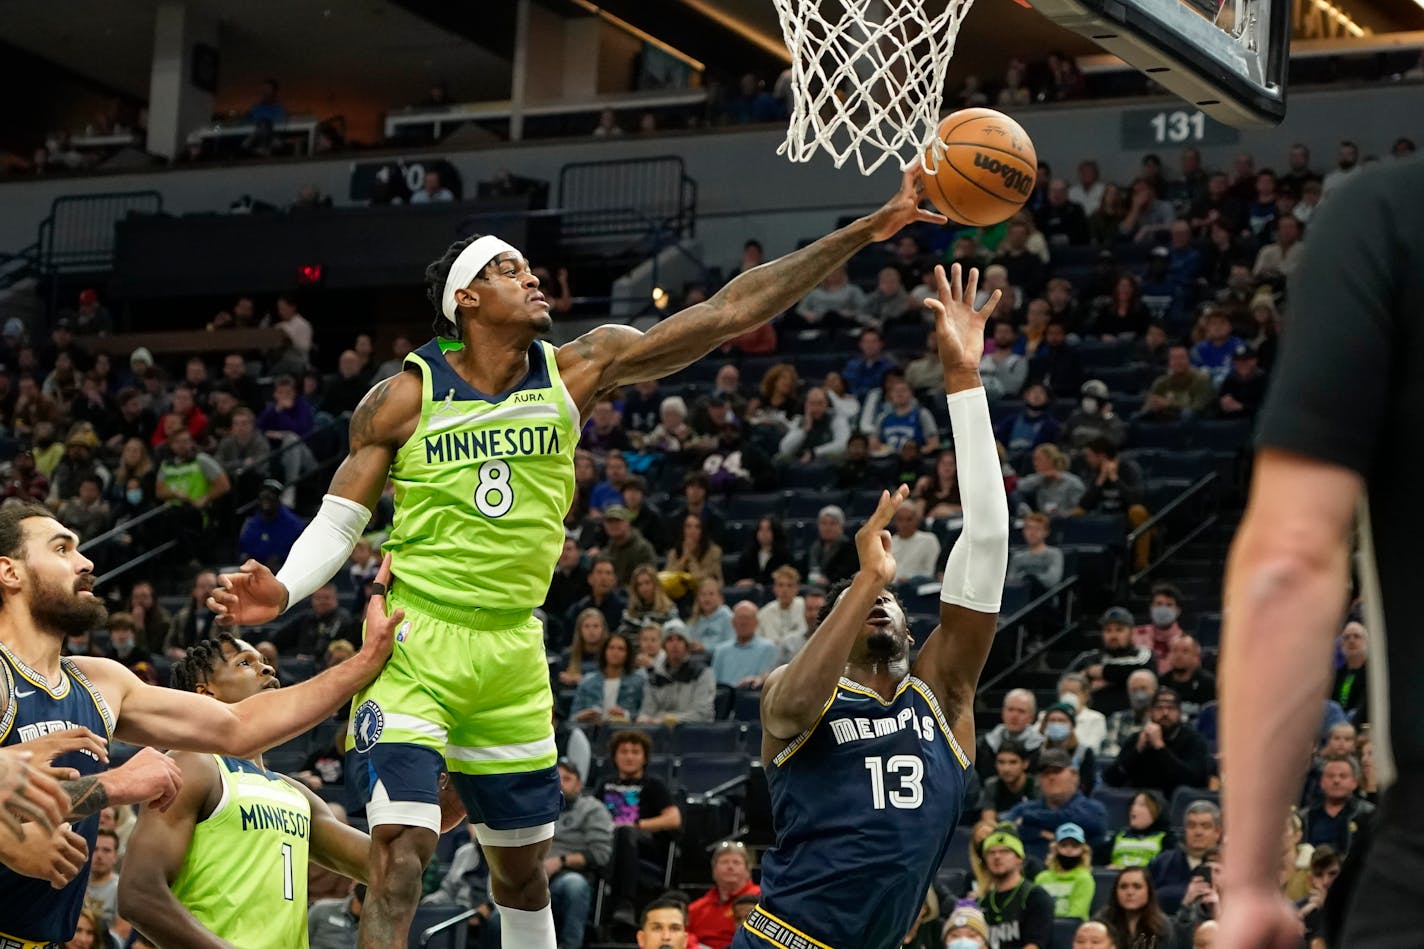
[1217,164,1409,949]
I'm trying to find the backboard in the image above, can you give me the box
[1024,0,1291,126]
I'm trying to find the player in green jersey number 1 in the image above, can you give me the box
[209,167,946,949]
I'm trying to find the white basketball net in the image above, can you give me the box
[773,0,977,176]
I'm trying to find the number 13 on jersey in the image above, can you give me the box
[474,460,514,517]
[864,755,924,810]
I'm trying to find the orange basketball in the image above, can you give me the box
[922,108,1038,227]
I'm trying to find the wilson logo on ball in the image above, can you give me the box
[972,153,1033,196]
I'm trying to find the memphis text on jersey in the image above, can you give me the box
[16,719,104,762]
[422,423,562,466]
[828,705,937,746]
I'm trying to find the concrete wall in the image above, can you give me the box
[2,81,1419,269]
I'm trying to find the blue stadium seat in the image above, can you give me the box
[1091,868,1118,913]
[722,585,766,608]
[1052,918,1080,948]
[1077,339,1135,370]
[742,722,763,755]
[1128,422,1193,451]
[847,489,887,518]
[1000,581,1030,616]
[734,689,763,722]
[1146,478,1192,510]
[678,754,750,795]
[1193,419,1252,452]
[408,904,470,949]
[1060,515,1125,546]
[1144,449,1215,480]
[941,824,976,871]
[721,519,758,551]
[673,721,743,755]
[786,489,849,519]
[1093,365,1155,394]
[1092,786,1138,832]
[725,492,784,520]
[714,684,736,720]
[783,463,836,489]
[934,867,968,901]
[1195,612,1222,650]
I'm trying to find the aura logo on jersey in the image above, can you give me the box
[422,425,563,465]
[353,700,384,753]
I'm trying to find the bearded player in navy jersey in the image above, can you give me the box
[733,263,1009,949]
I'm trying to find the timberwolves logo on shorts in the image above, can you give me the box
[353,700,385,753]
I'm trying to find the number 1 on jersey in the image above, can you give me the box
[863,754,924,810]
[281,841,294,901]
[474,460,514,517]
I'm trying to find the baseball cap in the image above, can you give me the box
[1081,379,1109,400]
[1044,701,1077,724]
[1100,606,1134,627]
[556,756,578,772]
[1150,245,1169,259]
[603,505,632,521]
[1037,748,1074,772]
[1055,822,1087,844]
[78,289,99,306]
[260,479,285,495]
[2,318,24,338]
[942,906,990,941]
[622,475,647,493]
[662,619,690,643]
[982,830,1025,859]
[1233,342,1258,359]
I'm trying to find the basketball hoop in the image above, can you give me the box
[773,0,978,176]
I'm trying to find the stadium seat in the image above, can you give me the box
[1052,917,1080,948]
[786,489,849,519]
[1092,868,1118,911]
[934,866,968,901]
[1195,612,1222,650]
[1169,787,1219,831]
[1092,786,1138,832]
[941,824,976,872]
[783,463,836,489]
[714,683,736,720]
[1059,515,1125,547]
[673,721,743,755]
[1192,419,1252,452]
[726,492,784,520]
[742,722,763,756]
[408,904,471,948]
[1128,422,1193,451]
[722,585,766,608]
[1077,338,1135,370]
[734,689,763,722]
[1144,449,1215,480]
[678,754,750,796]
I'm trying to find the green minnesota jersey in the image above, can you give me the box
[170,755,311,948]
[386,338,578,612]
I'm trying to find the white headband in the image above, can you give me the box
[440,235,520,324]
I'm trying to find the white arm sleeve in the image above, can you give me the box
[274,494,372,612]
[940,387,1011,613]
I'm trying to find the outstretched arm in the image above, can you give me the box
[912,265,1010,757]
[557,168,946,412]
[286,777,370,884]
[761,486,907,742]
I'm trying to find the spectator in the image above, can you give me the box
[1096,867,1175,948]
[981,321,1029,399]
[688,840,761,948]
[1148,801,1220,909]
[1035,822,1095,920]
[1015,444,1086,519]
[1252,213,1304,280]
[885,502,940,584]
[636,897,689,948]
[571,631,645,724]
[1070,606,1156,716]
[837,328,895,399]
[994,220,1049,294]
[1331,620,1368,722]
[127,580,171,656]
[775,586,825,666]
[1303,756,1374,856]
[1142,345,1214,422]
[1162,635,1215,722]
[1078,439,1145,524]
[1004,749,1108,862]
[632,620,664,674]
[56,474,109,540]
[1037,178,1091,247]
[247,77,287,123]
[941,905,991,948]
[1108,687,1212,797]
[256,375,317,489]
[979,739,1041,824]
[686,578,734,655]
[163,570,219,659]
[756,565,807,644]
[592,108,623,138]
[997,383,1061,456]
[1069,161,1105,218]
[667,472,725,545]
[621,475,666,552]
[1216,343,1268,420]
[1087,185,1126,247]
[295,723,347,791]
[979,829,1056,949]
[155,428,230,520]
[638,623,716,724]
[603,506,658,586]
[105,611,157,679]
[559,607,611,687]
[1110,791,1171,869]
[545,537,589,633]
[410,169,454,203]
[1061,382,1127,452]
[713,601,779,688]
[623,380,664,436]
[269,294,313,375]
[778,386,850,463]
[734,517,794,588]
[1132,582,1186,672]
[600,730,683,926]
[372,336,413,381]
[421,824,495,932]
[276,582,358,660]
[803,505,858,587]
[580,398,632,455]
[866,266,916,324]
[566,557,626,639]
[692,365,749,428]
[1293,845,1341,949]
[533,758,616,948]
[977,688,1045,778]
[1057,672,1106,754]
[1321,139,1360,195]
[908,449,959,521]
[1029,321,1084,398]
[215,405,272,485]
[308,883,363,949]
[620,564,678,636]
[238,479,305,569]
[1041,703,1098,793]
[1190,310,1242,387]
[791,266,868,333]
[1121,179,1176,244]
[47,429,110,508]
[867,378,938,456]
[1102,669,1159,759]
[666,513,724,587]
[319,350,371,417]
[1171,849,1224,941]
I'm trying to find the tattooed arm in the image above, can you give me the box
[556,168,945,413]
[59,747,183,818]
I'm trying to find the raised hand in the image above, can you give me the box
[0,749,70,839]
[854,484,911,585]
[353,554,404,675]
[106,747,184,812]
[8,822,88,889]
[210,559,289,627]
[866,166,949,241]
[926,263,1001,378]
[1217,888,1306,949]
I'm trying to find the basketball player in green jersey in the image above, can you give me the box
[118,632,369,949]
[209,167,945,948]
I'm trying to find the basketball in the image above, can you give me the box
[921,108,1038,227]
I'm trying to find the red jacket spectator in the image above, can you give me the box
[688,841,761,948]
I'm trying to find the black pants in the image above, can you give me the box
[608,825,662,911]
[1335,782,1424,947]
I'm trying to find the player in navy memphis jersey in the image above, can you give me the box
[0,502,406,945]
[734,264,1010,949]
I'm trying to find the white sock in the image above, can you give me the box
[496,902,556,949]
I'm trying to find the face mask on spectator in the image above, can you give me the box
[1151,605,1179,627]
[1057,852,1083,869]
[948,940,982,949]
[113,640,133,657]
[126,488,144,505]
[1045,722,1072,742]
[1080,396,1099,414]
[1130,689,1153,711]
